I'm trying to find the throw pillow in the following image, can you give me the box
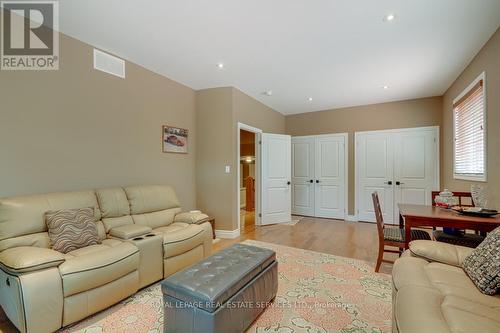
[45,207,101,254]
[462,226,500,295]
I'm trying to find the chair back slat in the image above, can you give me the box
[431,191,474,207]
[372,192,384,239]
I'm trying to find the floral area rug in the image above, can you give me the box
[60,240,392,333]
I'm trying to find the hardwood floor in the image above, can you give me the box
[214,214,400,275]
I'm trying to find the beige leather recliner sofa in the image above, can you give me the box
[0,185,212,333]
[392,240,500,333]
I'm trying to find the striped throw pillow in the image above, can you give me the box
[45,207,101,254]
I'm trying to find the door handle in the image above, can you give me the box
[287,181,291,185]
[316,180,320,183]
[396,181,404,186]
[309,179,314,183]
[384,181,393,185]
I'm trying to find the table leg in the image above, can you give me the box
[399,213,405,253]
[211,219,216,239]
[405,219,412,249]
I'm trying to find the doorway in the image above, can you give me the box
[239,129,256,231]
[236,123,292,235]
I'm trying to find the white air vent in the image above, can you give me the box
[93,49,125,78]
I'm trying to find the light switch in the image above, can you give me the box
[225,165,231,173]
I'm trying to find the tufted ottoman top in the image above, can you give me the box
[161,243,276,313]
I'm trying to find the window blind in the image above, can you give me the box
[453,80,485,179]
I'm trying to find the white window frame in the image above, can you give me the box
[452,71,487,182]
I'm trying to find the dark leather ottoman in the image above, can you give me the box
[161,243,278,333]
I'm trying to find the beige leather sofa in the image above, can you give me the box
[0,185,212,333]
[392,240,500,333]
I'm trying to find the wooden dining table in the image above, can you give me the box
[398,204,500,249]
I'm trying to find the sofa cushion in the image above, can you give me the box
[409,240,473,267]
[59,240,139,297]
[45,207,101,254]
[174,212,209,224]
[0,246,65,274]
[393,256,500,309]
[462,226,500,295]
[395,286,500,333]
[0,232,50,252]
[124,185,180,215]
[109,224,152,240]
[0,190,101,243]
[132,207,181,229]
[154,222,206,258]
[102,215,134,233]
[96,188,130,218]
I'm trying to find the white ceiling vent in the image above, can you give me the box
[93,49,125,78]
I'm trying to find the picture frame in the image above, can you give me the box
[162,125,188,154]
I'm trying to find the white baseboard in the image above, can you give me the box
[345,215,358,222]
[215,229,240,239]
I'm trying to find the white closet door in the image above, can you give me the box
[314,135,346,219]
[356,127,439,224]
[291,137,315,216]
[356,132,395,223]
[261,133,292,225]
[393,128,439,219]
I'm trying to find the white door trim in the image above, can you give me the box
[342,133,349,220]
[354,126,440,223]
[236,122,263,236]
[355,126,440,137]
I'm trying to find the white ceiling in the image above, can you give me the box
[59,0,500,115]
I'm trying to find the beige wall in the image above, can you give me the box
[285,97,443,215]
[196,87,285,231]
[233,89,286,134]
[195,87,234,230]
[0,33,198,209]
[442,28,500,209]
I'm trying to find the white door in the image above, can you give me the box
[314,135,346,219]
[356,127,439,224]
[393,128,439,219]
[291,137,315,216]
[261,133,292,225]
[356,132,395,223]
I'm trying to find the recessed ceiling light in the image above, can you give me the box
[263,90,273,96]
[216,63,224,69]
[383,14,396,22]
[307,97,313,101]
[383,85,389,90]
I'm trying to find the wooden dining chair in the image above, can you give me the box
[431,191,485,248]
[372,192,431,272]
[431,191,474,207]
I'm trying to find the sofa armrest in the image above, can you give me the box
[174,211,209,224]
[409,240,473,267]
[0,246,65,274]
[109,224,153,240]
